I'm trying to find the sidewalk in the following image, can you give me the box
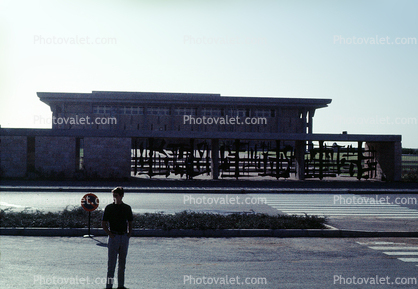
[327,216,418,234]
[2,225,418,238]
[1,178,418,193]
[4,236,405,289]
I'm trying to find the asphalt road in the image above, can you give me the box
[3,191,418,232]
[2,191,418,214]
[2,236,418,288]
[3,190,418,288]
[0,191,281,215]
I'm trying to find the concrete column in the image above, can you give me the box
[301,109,307,134]
[394,141,402,181]
[307,110,314,148]
[366,141,402,182]
[308,110,313,134]
[295,140,305,180]
[211,138,219,180]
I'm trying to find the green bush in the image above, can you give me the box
[402,168,418,182]
[0,208,326,230]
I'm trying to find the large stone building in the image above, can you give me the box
[36,91,330,134]
[0,91,402,181]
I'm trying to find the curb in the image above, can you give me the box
[2,228,418,238]
[1,186,418,194]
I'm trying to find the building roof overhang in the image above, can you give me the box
[0,128,401,142]
[37,91,332,109]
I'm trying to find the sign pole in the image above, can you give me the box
[81,193,99,238]
[88,211,91,237]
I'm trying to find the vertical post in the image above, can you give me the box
[357,141,363,180]
[134,138,138,175]
[211,139,219,180]
[295,140,306,180]
[336,144,340,175]
[189,138,195,179]
[88,211,91,237]
[234,139,240,179]
[276,140,280,179]
[319,141,324,180]
[307,110,314,149]
[148,138,154,177]
[393,141,402,182]
[302,109,307,134]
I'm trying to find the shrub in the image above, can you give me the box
[402,168,418,182]
[0,208,326,230]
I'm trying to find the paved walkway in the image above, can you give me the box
[2,178,418,193]
[254,193,418,218]
[253,192,418,233]
[2,177,418,188]
[3,236,418,289]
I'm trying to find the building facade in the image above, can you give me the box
[0,91,402,181]
[37,91,330,135]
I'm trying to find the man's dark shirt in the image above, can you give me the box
[102,203,133,233]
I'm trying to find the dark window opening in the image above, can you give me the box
[27,136,35,173]
[76,137,84,170]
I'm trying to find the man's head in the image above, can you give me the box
[112,187,124,204]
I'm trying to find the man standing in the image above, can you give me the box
[102,187,133,289]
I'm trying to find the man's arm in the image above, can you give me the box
[102,221,115,238]
[127,221,133,238]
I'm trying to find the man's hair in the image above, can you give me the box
[112,187,124,198]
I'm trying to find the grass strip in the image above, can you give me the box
[0,207,326,230]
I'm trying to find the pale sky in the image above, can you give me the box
[1,0,417,147]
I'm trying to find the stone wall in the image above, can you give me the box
[0,134,131,179]
[83,137,131,179]
[35,136,76,178]
[0,136,27,178]
[1,128,402,181]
